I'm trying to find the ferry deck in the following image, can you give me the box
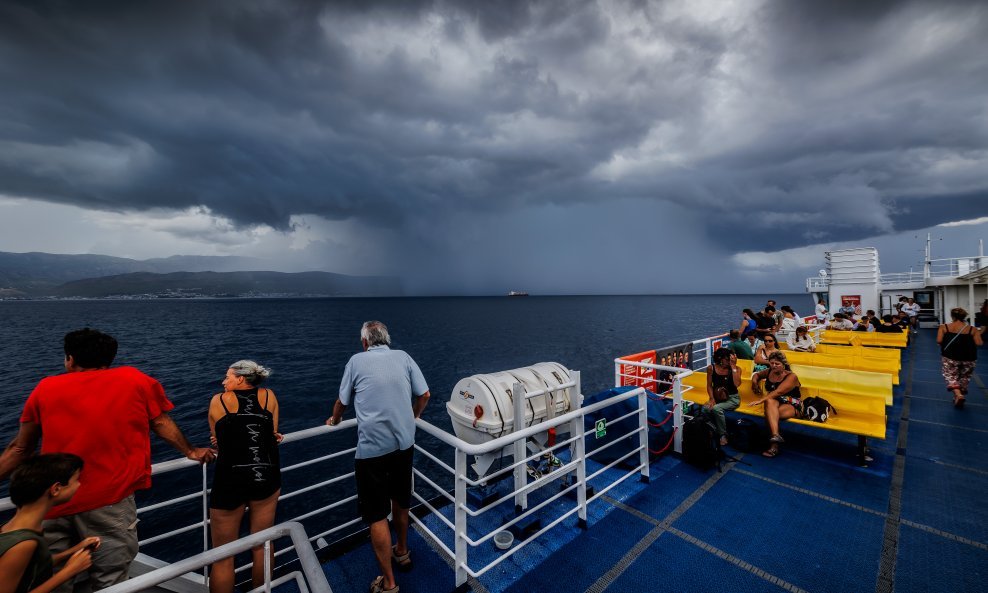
[315,329,985,593]
[4,325,981,593]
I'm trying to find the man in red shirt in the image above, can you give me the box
[0,328,215,591]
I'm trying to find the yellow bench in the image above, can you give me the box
[789,364,894,406]
[679,368,887,463]
[780,350,900,385]
[814,343,901,372]
[690,359,893,405]
[821,331,908,348]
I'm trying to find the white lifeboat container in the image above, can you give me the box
[446,362,573,446]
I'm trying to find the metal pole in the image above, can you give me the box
[672,375,683,454]
[614,360,621,388]
[571,410,588,529]
[454,449,468,588]
[202,464,210,583]
[637,388,650,483]
[263,540,272,593]
[970,282,976,323]
[512,383,528,511]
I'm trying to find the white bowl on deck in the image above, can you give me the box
[493,530,514,550]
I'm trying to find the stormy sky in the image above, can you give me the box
[0,0,986,295]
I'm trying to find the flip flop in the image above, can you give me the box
[954,396,966,409]
[392,545,412,572]
[369,576,399,593]
[762,447,779,458]
[769,434,785,444]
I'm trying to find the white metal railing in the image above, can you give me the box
[808,255,988,290]
[0,370,684,592]
[411,375,672,589]
[878,271,926,285]
[100,522,331,593]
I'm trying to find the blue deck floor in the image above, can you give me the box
[316,330,988,593]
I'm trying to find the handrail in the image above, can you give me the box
[99,522,331,593]
[410,373,658,588]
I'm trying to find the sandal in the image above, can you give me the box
[392,545,412,572]
[953,395,966,409]
[369,576,399,593]
[719,435,729,447]
[762,446,779,458]
[769,434,785,444]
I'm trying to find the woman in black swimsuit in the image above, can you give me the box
[748,351,801,458]
[207,360,283,593]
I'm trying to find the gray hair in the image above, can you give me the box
[229,360,272,385]
[361,321,391,347]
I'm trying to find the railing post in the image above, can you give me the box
[614,360,621,388]
[637,388,650,483]
[263,540,272,593]
[673,375,684,454]
[512,382,528,512]
[570,412,588,529]
[454,448,469,589]
[570,371,588,529]
[202,464,209,583]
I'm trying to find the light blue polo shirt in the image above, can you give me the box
[339,345,429,459]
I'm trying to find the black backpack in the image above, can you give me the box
[801,397,837,423]
[726,417,763,453]
[682,411,721,471]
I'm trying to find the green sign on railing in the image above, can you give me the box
[594,419,606,439]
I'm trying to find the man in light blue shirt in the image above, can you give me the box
[326,321,430,593]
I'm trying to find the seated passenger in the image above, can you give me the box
[726,329,754,360]
[740,309,758,339]
[753,334,781,372]
[786,325,816,351]
[876,314,903,332]
[745,332,763,356]
[208,360,283,593]
[781,305,805,327]
[828,313,854,331]
[0,454,100,593]
[757,307,779,337]
[780,309,799,332]
[853,314,874,332]
[705,348,741,447]
[748,351,802,458]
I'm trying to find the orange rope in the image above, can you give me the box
[648,427,678,455]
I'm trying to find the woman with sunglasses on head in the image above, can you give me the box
[748,351,802,458]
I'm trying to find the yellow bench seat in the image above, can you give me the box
[678,370,887,440]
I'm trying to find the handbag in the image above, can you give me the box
[713,386,729,404]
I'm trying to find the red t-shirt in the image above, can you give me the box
[20,366,175,518]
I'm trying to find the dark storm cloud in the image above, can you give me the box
[0,0,986,254]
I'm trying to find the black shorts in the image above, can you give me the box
[355,447,414,524]
[210,468,281,511]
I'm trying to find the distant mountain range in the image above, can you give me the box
[0,252,401,298]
